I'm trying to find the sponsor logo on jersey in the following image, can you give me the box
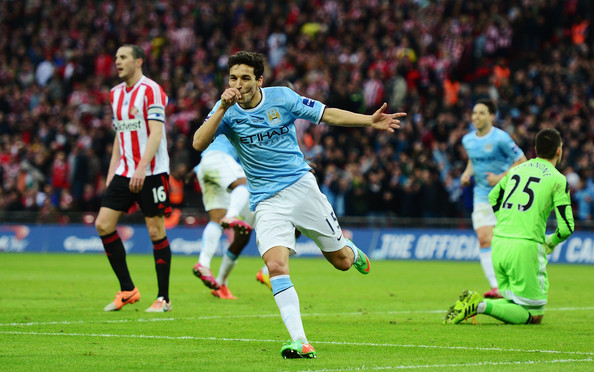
[473,156,499,163]
[239,125,290,144]
[302,97,315,107]
[114,119,143,131]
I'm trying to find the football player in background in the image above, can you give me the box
[445,128,574,324]
[460,99,527,298]
[96,45,172,313]
[188,134,254,299]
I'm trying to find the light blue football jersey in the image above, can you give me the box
[193,135,240,175]
[208,86,325,210]
[462,126,524,203]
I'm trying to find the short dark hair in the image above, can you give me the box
[476,98,497,115]
[228,51,265,79]
[535,128,562,159]
[121,44,146,62]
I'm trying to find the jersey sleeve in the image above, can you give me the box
[550,178,575,246]
[287,88,325,124]
[499,132,524,162]
[145,85,167,123]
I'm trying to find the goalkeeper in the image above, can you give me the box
[444,128,574,325]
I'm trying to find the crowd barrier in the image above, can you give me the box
[0,224,592,264]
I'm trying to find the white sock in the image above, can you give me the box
[225,185,250,218]
[479,247,498,288]
[477,301,486,314]
[273,281,307,342]
[198,221,223,267]
[261,264,269,275]
[216,252,237,286]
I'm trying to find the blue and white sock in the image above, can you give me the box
[271,275,307,342]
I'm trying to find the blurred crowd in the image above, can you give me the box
[0,0,593,223]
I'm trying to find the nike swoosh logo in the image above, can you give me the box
[121,289,138,303]
[337,234,343,241]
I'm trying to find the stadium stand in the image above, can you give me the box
[0,0,592,227]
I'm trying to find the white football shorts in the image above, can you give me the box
[471,201,497,230]
[197,151,247,211]
[254,172,346,256]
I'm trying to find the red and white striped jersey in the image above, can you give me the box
[110,75,169,177]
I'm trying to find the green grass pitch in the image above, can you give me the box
[1,252,592,371]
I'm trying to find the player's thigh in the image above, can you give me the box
[511,241,549,300]
[491,236,510,290]
[137,173,171,217]
[495,237,548,304]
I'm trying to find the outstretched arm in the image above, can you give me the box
[321,103,406,133]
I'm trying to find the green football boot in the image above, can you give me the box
[280,340,316,359]
[443,290,483,324]
[345,238,370,275]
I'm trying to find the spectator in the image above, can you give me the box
[0,0,591,226]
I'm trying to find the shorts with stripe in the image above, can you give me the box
[492,236,549,315]
[254,172,345,256]
[101,173,172,217]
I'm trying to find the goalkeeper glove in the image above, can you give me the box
[544,234,556,255]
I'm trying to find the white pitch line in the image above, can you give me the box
[295,358,594,371]
[1,306,592,327]
[1,331,593,357]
